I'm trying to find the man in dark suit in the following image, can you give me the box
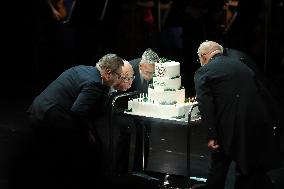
[129,48,159,93]
[105,60,136,175]
[128,48,160,171]
[224,48,284,155]
[27,53,124,188]
[194,41,281,189]
[108,48,159,175]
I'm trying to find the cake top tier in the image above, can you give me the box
[155,61,180,78]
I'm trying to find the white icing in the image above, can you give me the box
[155,61,180,78]
[127,60,193,120]
[128,99,193,119]
[152,76,181,90]
[148,87,185,104]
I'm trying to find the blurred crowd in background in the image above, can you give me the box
[3,0,284,95]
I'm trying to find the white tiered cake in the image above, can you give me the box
[127,60,197,120]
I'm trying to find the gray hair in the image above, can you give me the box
[197,40,224,56]
[141,48,159,64]
[97,53,124,72]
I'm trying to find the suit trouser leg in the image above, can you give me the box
[205,149,232,189]
[235,169,274,189]
[115,131,131,174]
[29,107,97,188]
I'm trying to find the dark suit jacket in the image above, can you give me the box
[129,58,149,93]
[225,48,284,153]
[27,65,110,129]
[194,54,280,174]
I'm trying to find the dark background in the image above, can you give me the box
[2,0,284,93]
[0,0,284,188]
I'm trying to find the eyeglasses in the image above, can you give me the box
[121,76,135,82]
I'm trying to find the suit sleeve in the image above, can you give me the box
[70,82,107,130]
[194,69,217,140]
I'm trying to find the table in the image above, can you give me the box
[109,92,202,188]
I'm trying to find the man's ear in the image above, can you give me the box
[105,68,112,75]
[102,69,112,80]
[108,69,114,78]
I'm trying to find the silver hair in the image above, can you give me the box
[197,40,224,56]
[141,48,159,64]
[97,53,124,72]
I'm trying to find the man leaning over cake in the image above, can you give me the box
[194,40,281,189]
[128,48,159,93]
[112,60,135,92]
[108,60,135,113]
[128,48,160,172]
[112,48,160,174]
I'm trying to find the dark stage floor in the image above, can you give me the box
[0,81,284,189]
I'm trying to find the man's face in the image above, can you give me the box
[140,63,155,81]
[102,68,122,86]
[113,66,135,91]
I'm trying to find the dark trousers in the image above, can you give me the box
[205,149,232,189]
[206,150,274,189]
[114,126,131,175]
[28,107,101,188]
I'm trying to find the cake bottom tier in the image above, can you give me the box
[128,99,194,119]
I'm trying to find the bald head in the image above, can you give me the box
[197,41,223,66]
[113,61,135,91]
[122,61,134,77]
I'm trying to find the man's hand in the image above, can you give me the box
[208,139,219,150]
